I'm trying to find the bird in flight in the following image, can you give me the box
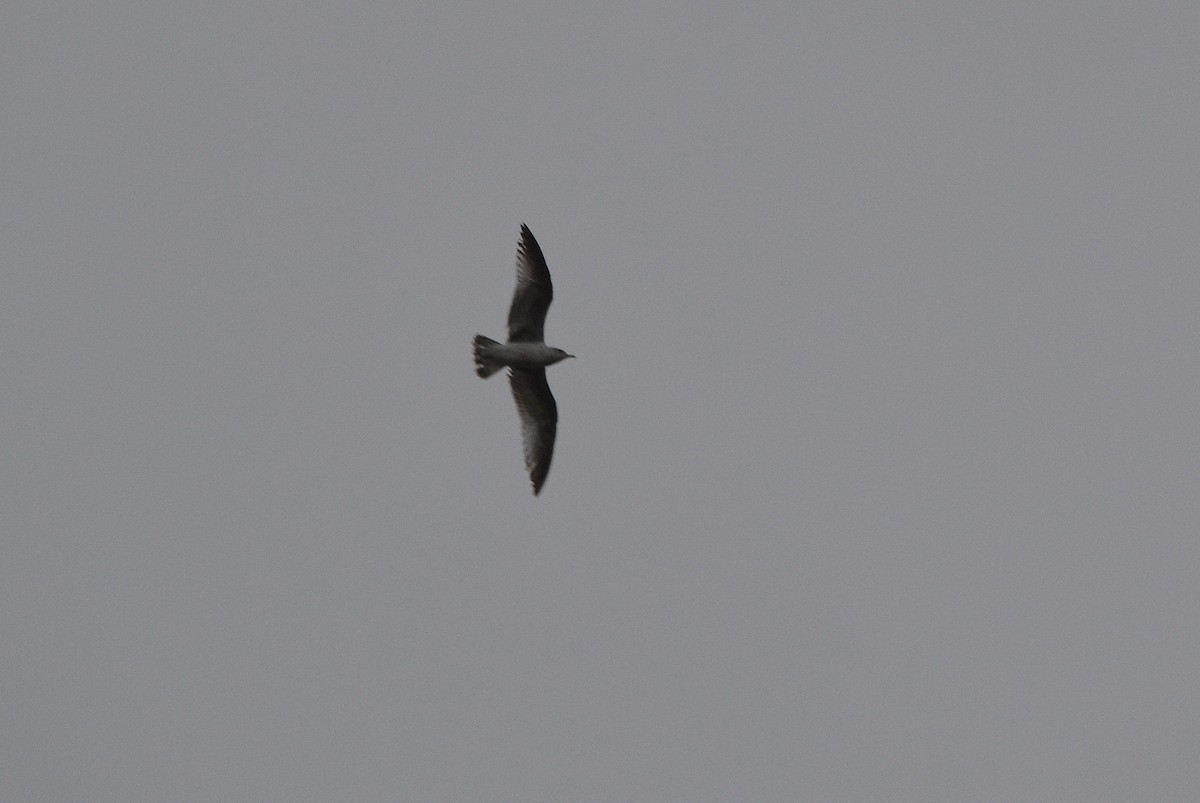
[474,224,574,495]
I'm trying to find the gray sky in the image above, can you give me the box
[4,2,1199,800]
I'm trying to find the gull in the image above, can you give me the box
[474,224,574,495]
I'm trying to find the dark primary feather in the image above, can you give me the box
[508,367,558,495]
[507,224,554,343]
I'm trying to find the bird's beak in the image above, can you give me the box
[566,354,576,359]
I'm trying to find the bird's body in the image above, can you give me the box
[473,225,574,495]
[473,338,572,375]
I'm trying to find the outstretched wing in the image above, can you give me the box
[507,224,553,343]
[508,367,558,495]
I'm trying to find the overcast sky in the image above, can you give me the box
[4,3,1199,800]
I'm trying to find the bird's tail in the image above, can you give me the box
[473,335,505,378]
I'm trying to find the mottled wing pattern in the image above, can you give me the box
[507,224,553,343]
[508,367,558,495]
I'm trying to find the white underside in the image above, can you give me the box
[485,341,567,368]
